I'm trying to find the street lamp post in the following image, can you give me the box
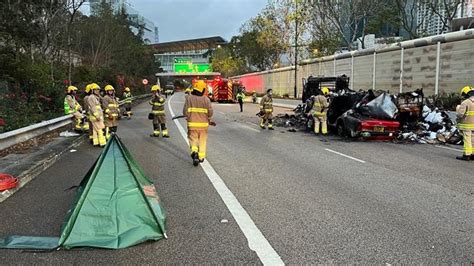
[294,0,298,98]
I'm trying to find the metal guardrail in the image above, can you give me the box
[0,94,151,152]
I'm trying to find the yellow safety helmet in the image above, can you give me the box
[84,84,92,93]
[90,83,100,91]
[193,80,207,93]
[67,85,78,93]
[124,87,130,92]
[104,84,115,91]
[460,86,472,96]
[321,87,330,95]
[151,85,160,92]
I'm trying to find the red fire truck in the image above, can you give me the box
[208,77,235,103]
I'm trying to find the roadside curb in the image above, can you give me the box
[0,135,86,203]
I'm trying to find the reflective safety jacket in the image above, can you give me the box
[259,95,273,113]
[123,92,133,104]
[150,94,166,116]
[183,94,213,130]
[236,92,245,100]
[102,95,120,120]
[64,95,81,115]
[311,95,329,116]
[457,96,474,130]
[85,94,104,122]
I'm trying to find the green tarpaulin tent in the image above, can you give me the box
[0,134,166,250]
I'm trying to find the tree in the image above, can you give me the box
[210,44,247,77]
[427,0,463,33]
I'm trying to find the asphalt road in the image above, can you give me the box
[1,92,473,264]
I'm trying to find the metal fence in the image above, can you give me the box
[232,29,474,97]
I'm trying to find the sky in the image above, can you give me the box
[126,0,267,43]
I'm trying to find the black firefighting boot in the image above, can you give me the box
[456,155,471,161]
[161,124,169,138]
[191,152,200,166]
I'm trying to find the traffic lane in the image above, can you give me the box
[220,102,474,195]
[109,100,261,264]
[201,102,473,263]
[0,100,259,264]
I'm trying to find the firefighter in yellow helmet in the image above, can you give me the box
[122,87,133,119]
[183,80,214,166]
[102,85,120,140]
[259,89,274,129]
[456,86,474,160]
[149,85,169,138]
[83,84,93,142]
[64,85,84,131]
[310,87,330,135]
[84,83,106,147]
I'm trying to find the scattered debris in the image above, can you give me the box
[59,131,80,137]
[70,149,77,153]
[273,84,464,146]
[220,219,228,224]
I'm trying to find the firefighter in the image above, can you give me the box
[123,87,133,119]
[83,84,94,143]
[183,80,214,166]
[456,86,474,161]
[259,89,274,130]
[64,85,84,131]
[85,83,106,147]
[252,90,257,104]
[150,85,169,138]
[236,90,245,112]
[102,85,120,140]
[311,87,330,135]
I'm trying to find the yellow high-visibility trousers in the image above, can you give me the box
[462,130,474,155]
[91,120,106,146]
[188,130,208,160]
[313,114,328,135]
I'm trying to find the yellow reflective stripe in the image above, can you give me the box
[188,107,208,113]
[313,112,326,116]
[152,110,165,114]
[264,108,273,112]
[153,102,164,106]
[108,104,118,108]
[466,111,474,116]
[188,122,209,128]
[459,123,474,129]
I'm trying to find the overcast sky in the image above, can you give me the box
[125,0,267,43]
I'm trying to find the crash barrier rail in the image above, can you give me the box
[232,29,474,97]
[0,94,151,151]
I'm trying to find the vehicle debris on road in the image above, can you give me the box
[272,75,464,146]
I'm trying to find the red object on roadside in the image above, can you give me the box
[0,173,18,191]
[0,118,5,127]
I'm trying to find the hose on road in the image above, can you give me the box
[0,173,18,191]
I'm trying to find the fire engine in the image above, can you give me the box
[208,77,235,103]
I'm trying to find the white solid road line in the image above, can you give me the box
[168,95,284,266]
[325,148,366,163]
[435,145,463,152]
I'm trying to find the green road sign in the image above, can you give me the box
[174,63,211,73]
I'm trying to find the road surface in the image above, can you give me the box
[1,92,473,264]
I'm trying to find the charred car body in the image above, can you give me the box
[302,75,400,140]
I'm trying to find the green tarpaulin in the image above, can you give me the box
[0,135,166,250]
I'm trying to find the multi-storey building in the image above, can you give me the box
[89,0,159,43]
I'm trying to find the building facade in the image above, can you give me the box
[151,37,227,73]
[417,0,474,36]
[89,0,159,43]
